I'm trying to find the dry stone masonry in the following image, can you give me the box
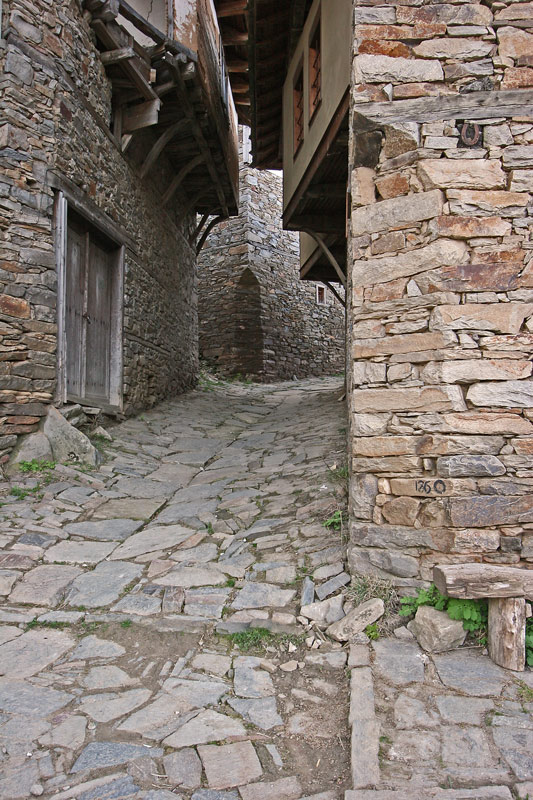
[198,131,346,381]
[348,0,533,585]
[0,0,198,465]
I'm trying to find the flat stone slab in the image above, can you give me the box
[0,626,23,646]
[0,629,75,678]
[191,654,232,677]
[0,679,73,715]
[436,695,493,725]
[9,564,82,606]
[433,650,508,697]
[161,678,227,707]
[112,593,161,615]
[39,715,87,749]
[191,791,239,800]
[64,519,143,541]
[163,748,202,790]
[44,540,118,564]
[113,477,177,498]
[155,565,226,588]
[0,570,19,596]
[110,525,193,560]
[198,741,263,789]
[173,543,219,563]
[234,658,275,698]
[81,665,136,690]
[117,695,198,738]
[79,688,151,722]
[493,726,533,781]
[77,776,139,800]
[65,561,143,608]
[372,639,425,686]
[71,742,163,773]
[71,635,126,660]
[184,587,230,618]
[232,582,296,609]
[228,696,283,730]
[238,776,302,800]
[163,709,246,747]
[93,498,166,520]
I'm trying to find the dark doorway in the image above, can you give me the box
[232,268,264,375]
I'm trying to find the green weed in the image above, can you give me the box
[399,584,487,641]
[10,484,43,501]
[120,619,132,629]
[323,510,345,531]
[225,577,236,588]
[18,459,56,474]
[206,522,214,535]
[225,627,303,653]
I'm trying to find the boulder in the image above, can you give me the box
[8,432,53,474]
[43,406,98,466]
[326,598,385,642]
[410,605,466,653]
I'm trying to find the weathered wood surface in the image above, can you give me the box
[122,98,160,133]
[488,597,526,672]
[434,564,533,599]
[353,89,533,130]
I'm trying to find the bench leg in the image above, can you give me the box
[488,597,526,672]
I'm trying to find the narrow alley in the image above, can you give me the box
[0,378,530,800]
[0,377,352,799]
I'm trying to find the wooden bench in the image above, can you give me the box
[433,564,533,672]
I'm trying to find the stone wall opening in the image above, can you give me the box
[232,268,264,375]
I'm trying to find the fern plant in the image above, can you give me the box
[399,584,488,640]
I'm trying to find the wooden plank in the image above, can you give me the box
[434,564,533,599]
[219,25,248,45]
[139,117,188,178]
[353,89,533,130]
[162,154,204,206]
[101,46,136,65]
[217,0,248,17]
[122,98,160,132]
[488,597,526,672]
[91,18,159,100]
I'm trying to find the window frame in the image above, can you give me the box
[293,61,305,158]
[308,10,322,125]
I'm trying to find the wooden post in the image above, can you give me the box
[488,597,526,672]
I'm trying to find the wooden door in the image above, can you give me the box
[65,220,87,399]
[65,215,116,405]
[85,237,112,402]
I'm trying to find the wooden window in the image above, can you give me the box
[316,284,326,306]
[293,66,304,156]
[309,14,321,122]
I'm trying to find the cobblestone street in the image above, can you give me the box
[0,378,532,800]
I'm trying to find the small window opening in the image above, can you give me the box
[316,284,326,306]
[309,14,321,122]
[293,66,304,156]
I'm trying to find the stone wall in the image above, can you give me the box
[198,133,346,381]
[347,0,533,585]
[0,0,198,465]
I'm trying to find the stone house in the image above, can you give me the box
[0,0,238,466]
[198,128,345,381]
[219,0,533,584]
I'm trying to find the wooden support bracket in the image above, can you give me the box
[139,118,188,179]
[162,155,204,206]
[196,216,225,254]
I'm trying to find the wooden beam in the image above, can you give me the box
[488,597,526,672]
[353,89,533,131]
[217,0,248,17]
[165,54,229,217]
[227,58,249,73]
[189,212,209,244]
[219,24,248,44]
[122,98,160,132]
[183,189,209,216]
[325,281,346,308]
[434,564,533,599]
[101,46,136,65]
[91,18,159,101]
[139,117,188,178]
[162,154,204,205]
[287,214,345,235]
[197,215,225,254]
[301,229,346,287]
[88,0,119,21]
